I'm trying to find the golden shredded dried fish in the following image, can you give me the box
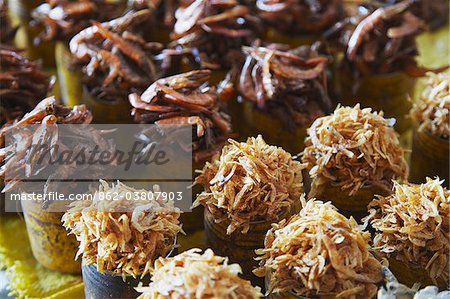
[193,135,304,234]
[302,104,408,196]
[136,248,262,299]
[364,178,450,286]
[410,72,450,139]
[254,198,383,298]
[62,180,183,278]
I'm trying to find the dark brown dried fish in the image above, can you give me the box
[0,46,53,126]
[0,0,18,44]
[171,0,262,69]
[256,0,343,34]
[380,0,449,30]
[70,9,189,103]
[32,0,123,43]
[238,42,330,130]
[335,0,424,76]
[129,70,232,162]
[0,97,112,206]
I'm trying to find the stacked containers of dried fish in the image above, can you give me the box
[409,73,449,188]
[301,105,408,218]
[135,248,263,298]
[364,178,449,289]
[6,0,56,66]
[254,199,383,298]
[193,135,304,282]
[237,43,331,153]
[62,180,183,299]
[0,97,95,273]
[63,9,187,123]
[129,70,232,232]
[254,0,344,47]
[334,0,427,135]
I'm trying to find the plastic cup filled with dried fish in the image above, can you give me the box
[333,0,437,135]
[59,9,186,123]
[237,42,331,153]
[301,105,408,218]
[363,178,449,289]
[135,248,263,298]
[255,0,344,47]
[193,135,304,283]
[254,199,384,298]
[129,70,233,232]
[0,97,94,273]
[409,72,449,188]
[62,180,183,299]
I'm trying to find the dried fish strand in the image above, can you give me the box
[136,248,263,299]
[254,199,383,298]
[62,180,183,278]
[301,104,408,195]
[194,135,304,234]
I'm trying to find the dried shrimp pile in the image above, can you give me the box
[62,180,183,278]
[129,70,232,163]
[194,135,304,234]
[364,178,450,285]
[136,248,262,299]
[32,0,122,43]
[69,10,180,102]
[171,0,262,69]
[411,72,450,139]
[302,104,408,195]
[256,0,343,34]
[238,43,330,130]
[337,0,424,75]
[254,199,383,298]
[0,47,53,126]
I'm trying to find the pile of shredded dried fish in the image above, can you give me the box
[301,104,408,196]
[256,0,343,34]
[239,42,331,130]
[254,199,383,298]
[193,135,304,234]
[378,267,450,299]
[0,0,17,44]
[130,0,181,28]
[62,180,183,278]
[171,0,262,69]
[0,46,53,126]
[333,0,425,76]
[70,9,184,102]
[364,178,450,286]
[129,70,232,163]
[410,72,449,139]
[32,0,122,43]
[136,248,262,299]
